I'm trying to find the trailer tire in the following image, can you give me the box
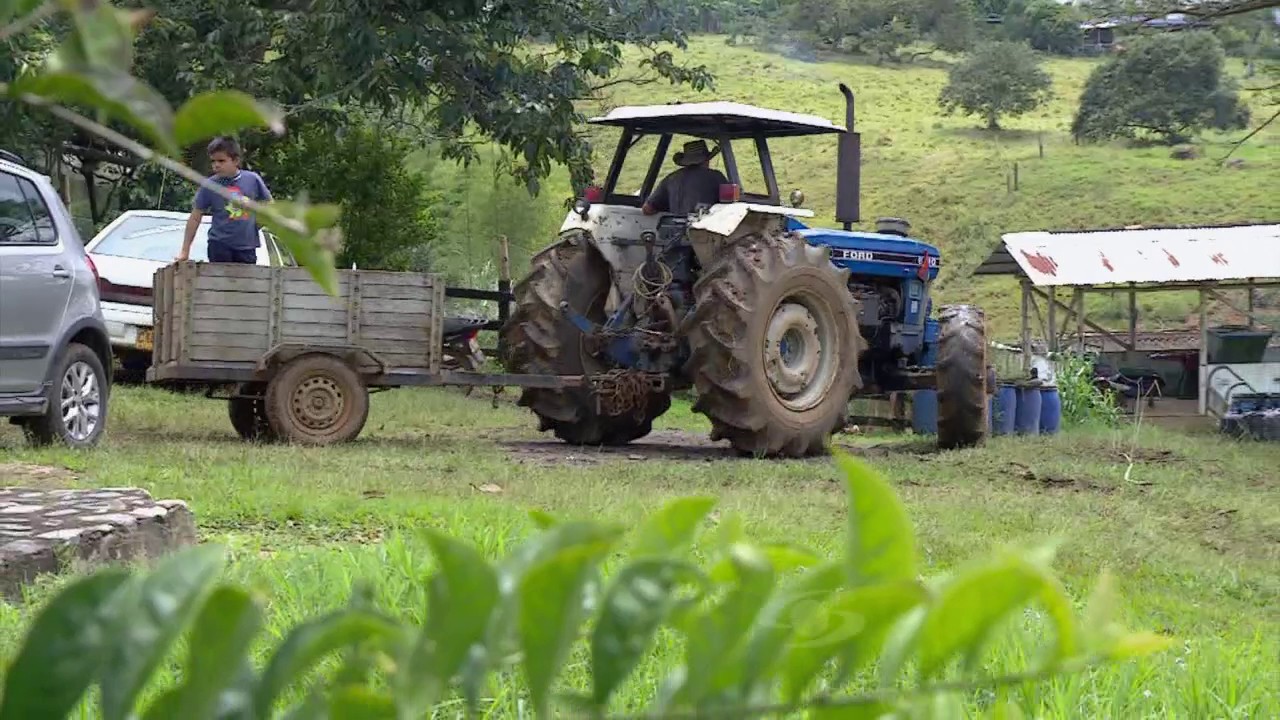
[499,238,670,445]
[682,229,863,458]
[228,382,277,443]
[264,354,369,445]
[935,304,988,450]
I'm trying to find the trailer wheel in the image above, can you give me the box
[228,382,277,442]
[265,354,370,445]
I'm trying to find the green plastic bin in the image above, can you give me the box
[1206,326,1273,364]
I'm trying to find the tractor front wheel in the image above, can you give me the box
[682,230,863,458]
[499,238,670,445]
[935,304,989,449]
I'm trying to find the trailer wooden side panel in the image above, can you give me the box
[151,262,443,375]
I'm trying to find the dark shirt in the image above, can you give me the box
[645,165,729,216]
[194,170,272,250]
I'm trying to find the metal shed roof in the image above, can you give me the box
[973,223,1280,287]
[587,101,844,138]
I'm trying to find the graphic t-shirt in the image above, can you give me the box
[193,170,272,250]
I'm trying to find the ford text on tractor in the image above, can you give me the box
[500,84,991,458]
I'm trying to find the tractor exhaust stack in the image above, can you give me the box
[835,83,861,231]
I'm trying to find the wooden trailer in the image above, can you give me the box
[147,261,579,445]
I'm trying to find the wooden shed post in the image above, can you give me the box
[1198,287,1208,416]
[1020,279,1032,371]
[496,235,511,361]
[1047,286,1057,352]
[1128,283,1137,355]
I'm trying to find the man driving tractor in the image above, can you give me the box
[641,139,729,217]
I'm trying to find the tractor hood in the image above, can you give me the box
[788,220,941,282]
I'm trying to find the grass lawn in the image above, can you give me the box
[1,385,1276,717]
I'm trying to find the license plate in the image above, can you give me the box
[136,327,154,351]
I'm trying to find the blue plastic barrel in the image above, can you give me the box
[1014,385,1042,435]
[1040,386,1062,435]
[912,389,938,435]
[993,384,1018,436]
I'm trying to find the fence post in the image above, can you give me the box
[496,235,511,361]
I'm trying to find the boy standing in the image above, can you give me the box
[177,137,272,263]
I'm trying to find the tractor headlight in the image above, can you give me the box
[789,189,805,208]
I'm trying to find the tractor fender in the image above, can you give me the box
[688,202,815,237]
[687,203,816,269]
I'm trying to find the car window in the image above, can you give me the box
[92,221,212,262]
[0,171,57,246]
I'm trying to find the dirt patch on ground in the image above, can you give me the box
[501,429,734,467]
[499,429,943,467]
[0,462,79,489]
[1008,461,1119,494]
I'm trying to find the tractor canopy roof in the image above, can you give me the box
[587,101,844,139]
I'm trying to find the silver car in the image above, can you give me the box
[0,150,113,448]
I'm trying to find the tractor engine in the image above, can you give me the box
[789,216,942,394]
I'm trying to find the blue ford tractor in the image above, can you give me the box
[500,84,990,457]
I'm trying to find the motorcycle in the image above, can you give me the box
[442,316,490,372]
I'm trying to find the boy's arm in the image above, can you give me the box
[176,209,203,262]
[177,186,210,262]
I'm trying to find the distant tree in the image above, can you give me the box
[1000,0,1082,54]
[1071,31,1251,144]
[937,41,1053,128]
[257,120,441,271]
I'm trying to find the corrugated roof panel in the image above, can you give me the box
[1000,223,1280,287]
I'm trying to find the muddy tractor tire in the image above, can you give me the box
[935,304,989,450]
[499,238,671,445]
[682,230,863,458]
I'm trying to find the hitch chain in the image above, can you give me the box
[591,369,665,419]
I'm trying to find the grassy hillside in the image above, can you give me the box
[425,37,1280,339]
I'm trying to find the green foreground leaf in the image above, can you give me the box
[396,530,500,714]
[254,608,404,719]
[11,69,176,154]
[164,586,263,720]
[591,558,705,708]
[631,496,716,557]
[915,548,1059,680]
[174,90,285,147]
[835,452,918,587]
[519,525,624,717]
[254,198,342,295]
[0,570,132,720]
[99,545,226,720]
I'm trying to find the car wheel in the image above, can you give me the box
[23,342,109,449]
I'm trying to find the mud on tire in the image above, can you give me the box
[935,304,988,450]
[499,238,670,445]
[681,230,863,458]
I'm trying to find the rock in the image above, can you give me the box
[0,487,197,599]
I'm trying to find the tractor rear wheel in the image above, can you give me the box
[499,238,670,445]
[682,229,863,458]
[935,304,989,449]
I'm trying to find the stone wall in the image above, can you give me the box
[0,487,197,599]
